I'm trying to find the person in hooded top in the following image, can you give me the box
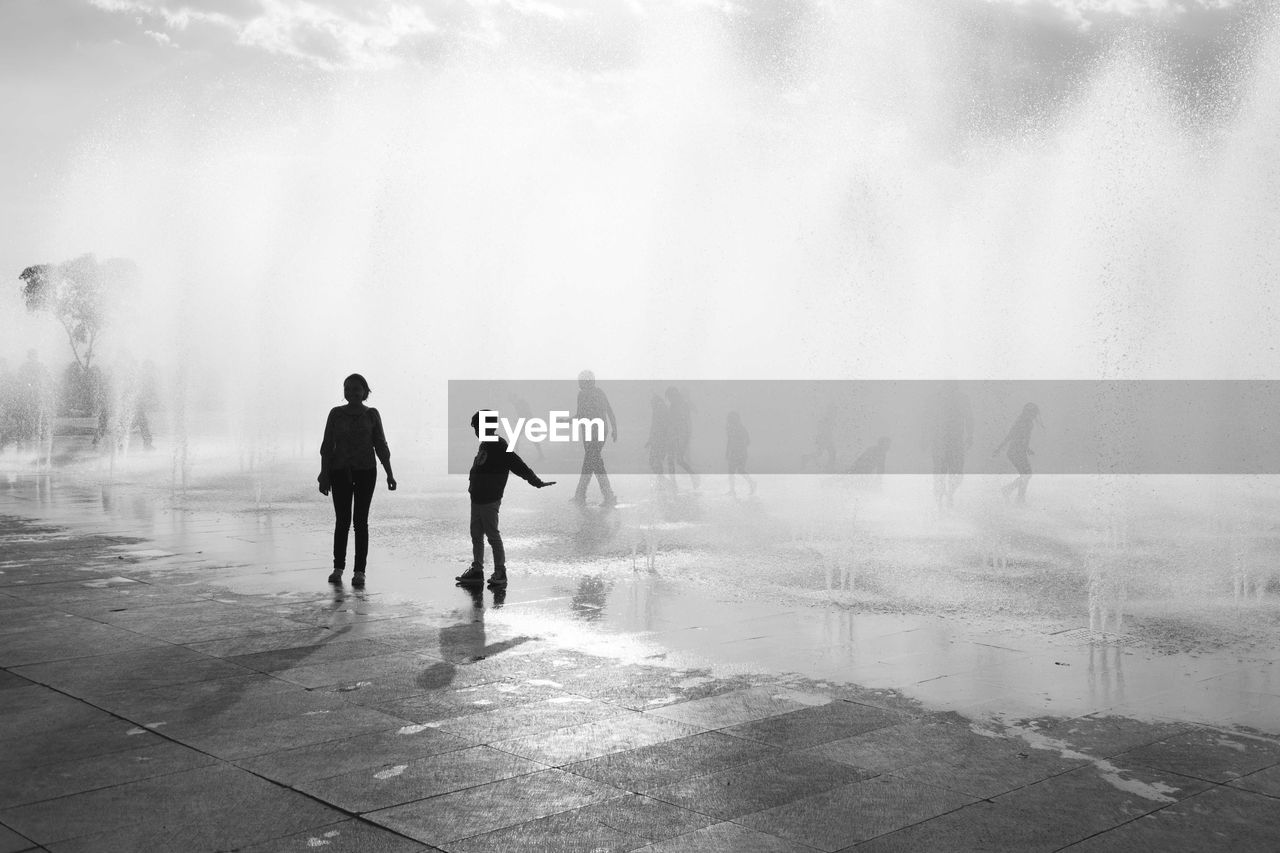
[571,370,618,507]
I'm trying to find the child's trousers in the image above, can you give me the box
[470,500,504,569]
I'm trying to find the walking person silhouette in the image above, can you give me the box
[726,411,756,497]
[993,403,1042,504]
[925,381,973,510]
[572,370,618,507]
[665,385,699,490]
[318,374,396,588]
[457,410,555,588]
[646,393,672,489]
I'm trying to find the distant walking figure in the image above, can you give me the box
[665,386,699,489]
[318,374,396,588]
[726,411,756,497]
[572,371,618,507]
[925,381,973,509]
[994,403,1042,504]
[646,394,672,485]
[457,410,554,588]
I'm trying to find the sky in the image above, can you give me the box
[0,0,1273,392]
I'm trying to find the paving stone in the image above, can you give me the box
[110,681,351,733]
[234,819,436,852]
[571,794,721,841]
[804,711,985,774]
[584,668,751,711]
[565,731,781,791]
[645,687,819,729]
[238,724,471,784]
[0,714,169,769]
[367,768,620,845]
[182,626,369,658]
[225,638,405,673]
[11,646,255,698]
[429,696,630,743]
[1056,786,1280,853]
[0,741,217,808]
[2,697,114,742]
[723,699,905,750]
[0,609,89,638]
[447,804,649,853]
[890,728,1088,799]
[492,712,705,766]
[90,671,309,717]
[376,678,571,722]
[735,775,975,850]
[335,617,445,650]
[631,821,815,852]
[646,752,872,821]
[178,705,415,760]
[1228,763,1280,798]
[0,670,32,691]
[0,824,35,853]
[1118,726,1280,782]
[1029,713,1196,759]
[852,801,1040,852]
[102,609,316,644]
[0,685,78,718]
[0,764,328,845]
[43,799,344,853]
[298,746,546,812]
[0,619,168,667]
[268,650,437,689]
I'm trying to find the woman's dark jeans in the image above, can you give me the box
[331,467,376,572]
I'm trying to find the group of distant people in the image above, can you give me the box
[923,382,1043,510]
[316,373,1044,592]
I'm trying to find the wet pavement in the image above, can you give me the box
[2,462,1280,851]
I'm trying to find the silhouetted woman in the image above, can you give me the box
[993,403,1041,505]
[318,374,396,587]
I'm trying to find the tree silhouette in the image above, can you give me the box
[19,254,138,371]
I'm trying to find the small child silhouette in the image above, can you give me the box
[457,410,555,589]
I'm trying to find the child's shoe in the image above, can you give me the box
[351,572,366,589]
[456,565,485,584]
[487,568,508,588]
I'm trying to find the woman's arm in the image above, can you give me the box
[370,409,396,490]
[318,409,335,494]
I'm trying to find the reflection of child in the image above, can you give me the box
[726,411,755,497]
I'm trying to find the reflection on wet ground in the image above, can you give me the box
[2,461,1279,849]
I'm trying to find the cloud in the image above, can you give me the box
[981,0,1240,30]
[86,0,444,68]
[84,0,1246,69]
